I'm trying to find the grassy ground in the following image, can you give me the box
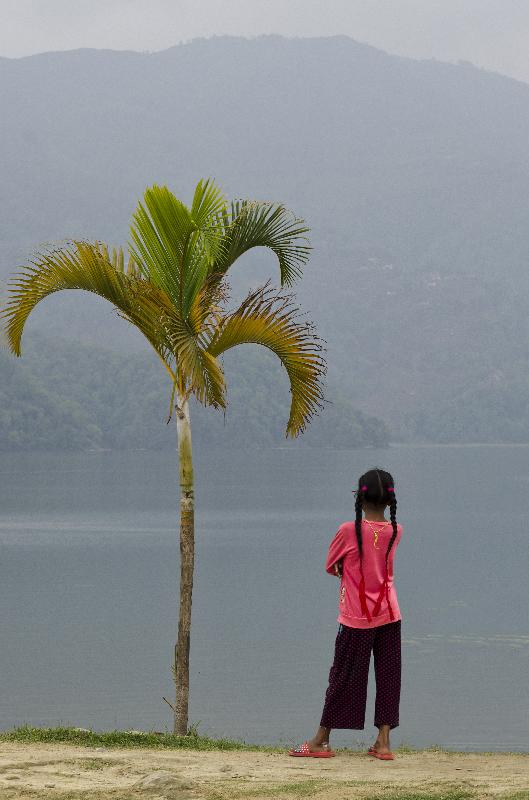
[0,725,273,753]
[0,727,527,800]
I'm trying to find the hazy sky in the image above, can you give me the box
[2,0,529,84]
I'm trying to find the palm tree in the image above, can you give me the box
[1,179,325,734]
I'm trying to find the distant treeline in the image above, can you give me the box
[0,335,389,451]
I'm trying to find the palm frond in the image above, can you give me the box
[97,243,143,279]
[0,241,179,378]
[182,179,228,312]
[190,178,227,234]
[213,201,311,287]
[206,285,326,437]
[130,181,230,319]
[186,272,228,337]
[163,314,226,410]
[0,238,227,411]
[129,184,198,310]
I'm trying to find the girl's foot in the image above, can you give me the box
[368,725,394,758]
[368,742,391,754]
[288,740,335,758]
[368,741,394,760]
[309,736,331,752]
[368,739,394,757]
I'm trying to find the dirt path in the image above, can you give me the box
[0,741,527,799]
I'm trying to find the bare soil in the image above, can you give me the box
[0,741,527,799]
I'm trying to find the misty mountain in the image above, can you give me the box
[2,35,529,443]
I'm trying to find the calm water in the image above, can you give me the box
[0,444,528,751]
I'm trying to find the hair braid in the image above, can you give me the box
[386,494,398,569]
[354,492,363,558]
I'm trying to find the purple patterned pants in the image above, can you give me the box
[320,620,401,730]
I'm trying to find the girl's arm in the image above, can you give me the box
[325,523,352,577]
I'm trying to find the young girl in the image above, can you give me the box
[289,467,402,760]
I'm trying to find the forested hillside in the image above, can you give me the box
[0,335,388,451]
[2,35,529,443]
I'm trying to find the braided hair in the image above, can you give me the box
[354,467,398,571]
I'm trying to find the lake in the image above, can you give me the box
[0,444,528,751]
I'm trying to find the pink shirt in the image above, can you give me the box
[325,519,403,629]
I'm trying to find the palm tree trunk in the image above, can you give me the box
[173,395,195,735]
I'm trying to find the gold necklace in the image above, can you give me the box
[363,518,389,549]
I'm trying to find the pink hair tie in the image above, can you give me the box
[388,487,395,492]
[361,485,368,491]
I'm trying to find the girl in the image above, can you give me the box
[289,467,402,760]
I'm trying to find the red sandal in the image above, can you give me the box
[368,749,395,760]
[288,741,336,758]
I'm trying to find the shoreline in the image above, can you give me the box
[2,725,528,755]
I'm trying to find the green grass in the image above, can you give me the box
[360,793,473,800]
[204,780,525,800]
[0,725,434,755]
[0,724,282,752]
[228,782,472,799]
[209,780,329,798]
[504,794,529,800]
[212,786,528,800]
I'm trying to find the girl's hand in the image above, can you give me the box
[333,561,343,579]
